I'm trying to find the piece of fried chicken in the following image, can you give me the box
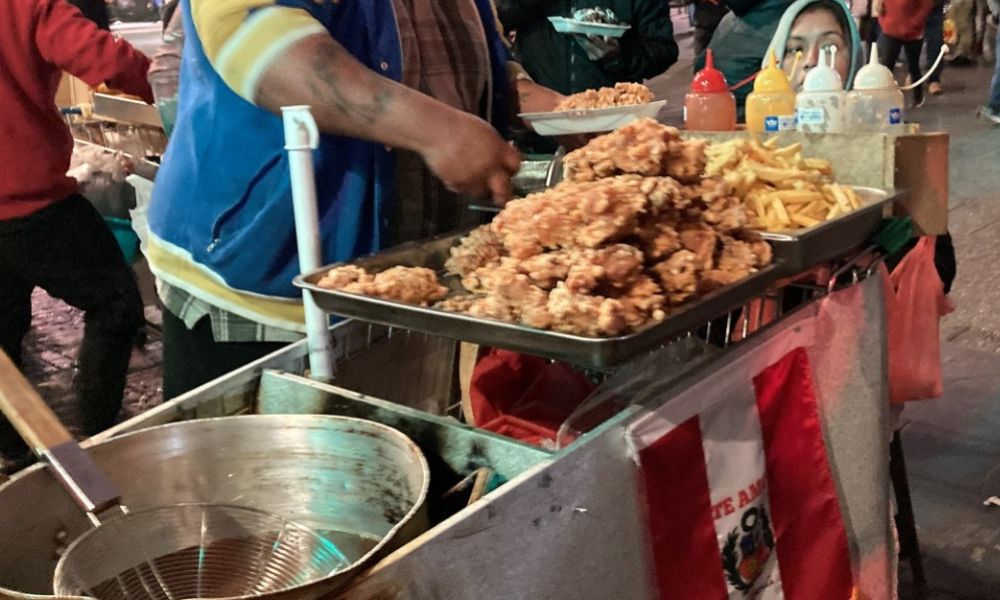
[547,283,628,337]
[650,250,701,305]
[318,265,447,306]
[316,265,372,290]
[698,235,774,293]
[564,244,645,293]
[614,275,668,329]
[444,225,504,277]
[454,260,555,329]
[554,82,654,111]
[491,175,686,258]
[563,119,708,184]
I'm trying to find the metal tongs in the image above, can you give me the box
[469,146,566,213]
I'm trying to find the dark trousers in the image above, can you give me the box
[161,309,285,401]
[878,34,925,106]
[0,195,142,456]
[925,8,945,83]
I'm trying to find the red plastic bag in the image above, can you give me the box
[468,349,596,446]
[882,237,954,404]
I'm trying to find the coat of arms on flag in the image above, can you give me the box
[721,505,776,593]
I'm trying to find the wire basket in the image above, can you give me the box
[63,111,167,161]
[53,504,351,600]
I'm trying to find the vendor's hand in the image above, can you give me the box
[422,113,521,205]
[573,35,621,62]
[555,133,595,151]
[515,79,566,114]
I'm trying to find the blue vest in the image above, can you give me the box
[150,0,510,298]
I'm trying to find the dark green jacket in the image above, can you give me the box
[498,0,679,94]
[694,0,794,114]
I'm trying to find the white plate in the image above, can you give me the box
[519,100,667,136]
[548,17,631,38]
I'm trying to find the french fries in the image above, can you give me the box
[704,138,863,233]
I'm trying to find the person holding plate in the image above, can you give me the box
[497,1,679,95]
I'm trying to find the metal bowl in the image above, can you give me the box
[0,415,429,599]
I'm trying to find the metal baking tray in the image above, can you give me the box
[761,187,903,275]
[294,232,779,369]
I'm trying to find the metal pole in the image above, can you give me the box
[282,106,333,380]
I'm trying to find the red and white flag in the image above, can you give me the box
[628,316,855,600]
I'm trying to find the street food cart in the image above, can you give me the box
[0,130,947,599]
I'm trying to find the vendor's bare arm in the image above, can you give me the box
[255,33,520,203]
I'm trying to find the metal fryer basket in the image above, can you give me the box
[54,504,351,600]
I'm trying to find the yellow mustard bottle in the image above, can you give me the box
[745,51,796,133]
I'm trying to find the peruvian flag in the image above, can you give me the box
[628,317,855,599]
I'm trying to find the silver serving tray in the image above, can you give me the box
[761,186,902,275]
[294,232,779,369]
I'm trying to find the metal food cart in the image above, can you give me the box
[0,131,948,600]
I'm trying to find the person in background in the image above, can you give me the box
[948,0,978,64]
[147,0,564,399]
[0,0,153,474]
[923,0,946,95]
[852,0,880,61]
[875,0,933,108]
[979,0,1000,122]
[67,0,111,29]
[697,0,795,117]
[689,0,731,56]
[496,1,679,95]
[766,0,863,91]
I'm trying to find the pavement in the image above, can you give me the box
[9,29,1000,600]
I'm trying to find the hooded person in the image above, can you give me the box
[764,0,864,91]
[695,0,795,118]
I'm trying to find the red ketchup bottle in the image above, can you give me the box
[684,50,737,131]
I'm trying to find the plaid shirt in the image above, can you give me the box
[158,281,303,343]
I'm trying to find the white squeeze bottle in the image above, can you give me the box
[795,48,848,133]
[849,46,905,132]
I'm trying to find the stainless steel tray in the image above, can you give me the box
[294,232,779,369]
[761,187,902,275]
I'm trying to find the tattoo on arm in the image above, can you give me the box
[256,34,396,126]
[303,40,395,125]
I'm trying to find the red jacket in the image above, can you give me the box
[0,0,153,220]
[878,0,934,41]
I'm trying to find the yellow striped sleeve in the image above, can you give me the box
[191,1,326,102]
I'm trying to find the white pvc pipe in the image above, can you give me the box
[282,105,333,380]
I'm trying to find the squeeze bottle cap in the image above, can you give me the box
[853,45,898,90]
[691,50,730,93]
[753,51,793,94]
[802,47,843,92]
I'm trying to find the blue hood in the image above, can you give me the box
[763,0,863,89]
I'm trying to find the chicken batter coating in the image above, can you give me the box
[547,283,629,337]
[491,175,686,258]
[444,225,504,277]
[318,265,447,306]
[554,82,654,111]
[563,119,708,185]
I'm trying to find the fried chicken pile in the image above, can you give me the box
[317,265,447,306]
[554,83,654,111]
[436,122,772,336]
[319,120,774,338]
[564,118,707,184]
